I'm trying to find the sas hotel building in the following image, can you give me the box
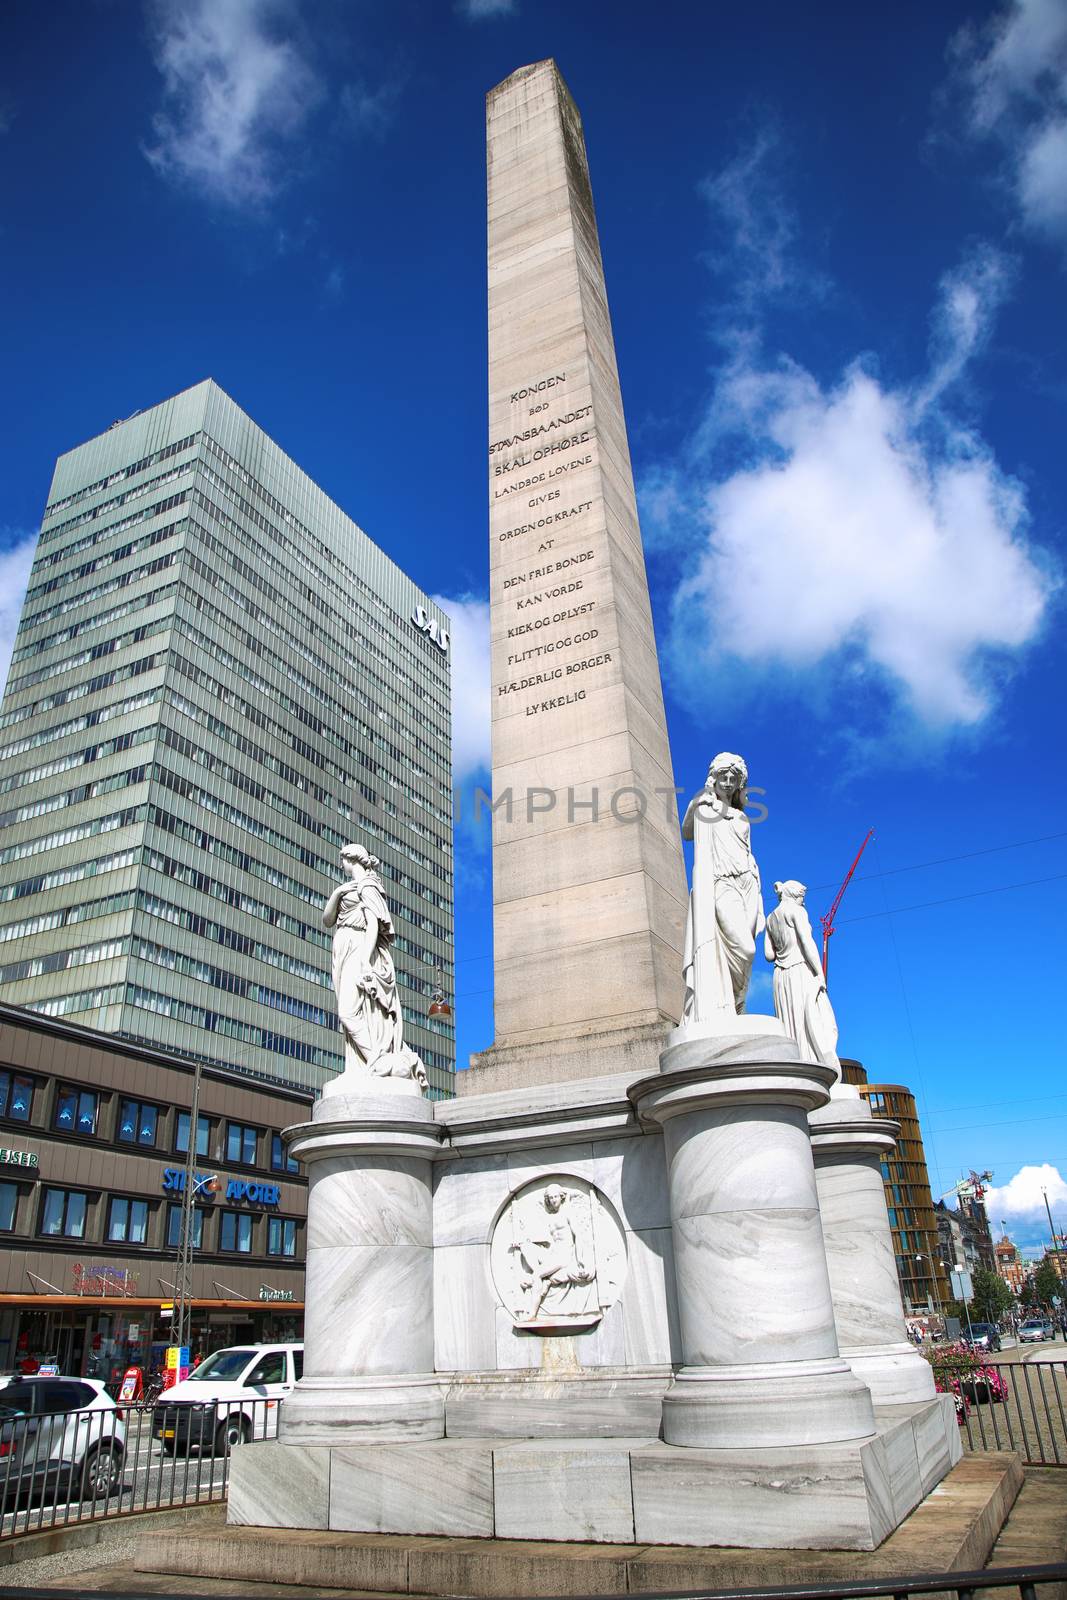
[0,380,454,1376]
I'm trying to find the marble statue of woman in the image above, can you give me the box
[764,880,841,1082]
[322,843,427,1094]
[681,753,765,1020]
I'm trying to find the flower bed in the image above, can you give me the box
[928,1339,1008,1412]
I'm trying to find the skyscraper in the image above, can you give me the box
[0,381,454,1096]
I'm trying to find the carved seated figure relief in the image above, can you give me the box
[490,1175,626,1333]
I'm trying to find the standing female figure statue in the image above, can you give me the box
[322,843,427,1091]
[681,753,765,1021]
[764,880,841,1080]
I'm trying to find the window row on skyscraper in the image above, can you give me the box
[20,549,180,630]
[10,580,179,668]
[0,649,166,730]
[36,427,448,728]
[6,617,171,696]
[39,435,199,525]
[197,434,448,704]
[166,658,450,888]
[171,610,450,839]
[27,499,188,599]
[0,722,156,795]
[191,466,449,728]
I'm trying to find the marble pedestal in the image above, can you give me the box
[810,1092,937,1407]
[632,1021,875,1449]
[280,1090,446,1444]
[237,1027,959,1550]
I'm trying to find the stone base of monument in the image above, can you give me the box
[226,1396,960,1550]
[140,1453,1021,1595]
[235,1018,961,1555]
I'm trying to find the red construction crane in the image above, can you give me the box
[820,829,875,977]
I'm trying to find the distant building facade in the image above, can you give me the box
[0,382,454,1096]
[841,1059,951,1316]
[994,1234,1027,1297]
[0,1001,310,1380]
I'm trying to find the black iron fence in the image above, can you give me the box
[932,1355,1067,1466]
[0,1395,274,1541]
[566,1569,1067,1600]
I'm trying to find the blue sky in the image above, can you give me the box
[1,0,1065,1252]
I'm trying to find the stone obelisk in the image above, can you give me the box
[465,61,687,1093]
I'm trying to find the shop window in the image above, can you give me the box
[107,1196,148,1244]
[175,1111,210,1158]
[117,1098,158,1147]
[270,1134,298,1174]
[39,1187,88,1238]
[267,1217,297,1257]
[0,1071,33,1122]
[54,1086,99,1136]
[0,1180,17,1232]
[226,1122,258,1166]
[166,1202,204,1249]
[220,1210,253,1253]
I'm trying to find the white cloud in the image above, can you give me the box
[458,0,517,17]
[0,533,37,698]
[700,130,830,318]
[431,593,490,782]
[918,246,1014,410]
[985,1163,1067,1224]
[143,0,324,207]
[656,247,1053,729]
[956,0,1067,243]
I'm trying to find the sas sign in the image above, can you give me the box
[412,605,449,653]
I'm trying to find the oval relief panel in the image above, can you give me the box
[489,1174,627,1332]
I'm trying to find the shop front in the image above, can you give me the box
[0,1295,304,1388]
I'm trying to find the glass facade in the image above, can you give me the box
[841,1060,950,1315]
[0,381,455,1095]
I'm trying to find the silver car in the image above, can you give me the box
[1018,1317,1055,1343]
[0,1375,126,1505]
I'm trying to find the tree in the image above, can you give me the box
[1034,1259,1060,1309]
[971,1267,1013,1324]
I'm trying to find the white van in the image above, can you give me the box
[151,1343,302,1454]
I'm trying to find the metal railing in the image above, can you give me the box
[933,1355,1067,1466]
[576,1569,1067,1600]
[0,1395,274,1541]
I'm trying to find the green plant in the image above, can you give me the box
[971,1268,1013,1324]
[1033,1259,1060,1308]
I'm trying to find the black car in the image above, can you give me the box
[962,1322,1002,1353]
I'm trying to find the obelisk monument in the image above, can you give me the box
[466,60,687,1092]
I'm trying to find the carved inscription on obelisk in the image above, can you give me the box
[472,60,687,1086]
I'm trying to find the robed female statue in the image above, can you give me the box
[322,843,427,1092]
[681,753,765,1021]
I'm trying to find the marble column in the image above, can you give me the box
[809,1094,936,1406]
[633,1023,876,1449]
[278,1090,445,1444]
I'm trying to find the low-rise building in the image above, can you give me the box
[0,1001,310,1384]
[994,1234,1027,1297]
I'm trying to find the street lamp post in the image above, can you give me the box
[173,1058,204,1363]
[915,1250,951,1337]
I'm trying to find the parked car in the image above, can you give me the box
[0,1375,126,1505]
[1019,1317,1055,1343]
[151,1344,302,1455]
[962,1321,1002,1352]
